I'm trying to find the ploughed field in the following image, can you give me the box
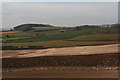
[2,44,119,68]
[3,53,119,68]
[2,44,119,78]
[2,24,119,78]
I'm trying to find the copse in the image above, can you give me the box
[14,24,53,31]
[75,25,100,30]
[2,46,19,50]
[28,46,45,49]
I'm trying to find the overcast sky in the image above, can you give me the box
[2,0,119,2]
[2,2,118,28]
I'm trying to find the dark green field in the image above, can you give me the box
[2,24,119,49]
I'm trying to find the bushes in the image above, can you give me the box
[2,46,19,50]
[28,46,45,49]
[2,46,46,50]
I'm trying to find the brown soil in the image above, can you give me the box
[3,53,119,68]
[2,44,119,78]
[3,69,118,78]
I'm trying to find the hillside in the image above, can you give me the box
[13,24,53,31]
[2,24,119,50]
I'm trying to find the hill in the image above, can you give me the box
[2,23,119,50]
[14,24,53,31]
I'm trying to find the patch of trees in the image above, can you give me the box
[14,24,53,31]
[34,29,56,32]
[75,25,100,30]
[28,46,45,49]
[75,24,120,29]
[14,25,32,31]
[2,46,19,50]
[111,24,120,28]
[2,46,46,50]
[2,35,15,38]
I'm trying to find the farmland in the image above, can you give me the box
[1,24,119,49]
[2,24,119,78]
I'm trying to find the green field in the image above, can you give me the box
[71,34,118,41]
[2,24,119,49]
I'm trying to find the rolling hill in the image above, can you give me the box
[2,23,119,50]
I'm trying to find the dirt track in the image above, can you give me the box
[3,69,118,78]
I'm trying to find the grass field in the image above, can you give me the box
[71,34,118,41]
[2,25,119,78]
[2,40,118,49]
[2,25,119,49]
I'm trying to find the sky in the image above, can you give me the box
[2,2,118,28]
[1,0,120,2]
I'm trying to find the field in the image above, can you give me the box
[1,25,119,49]
[2,24,119,78]
[2,44,118,58]
[2,44,119,78]
[3,68,119,78]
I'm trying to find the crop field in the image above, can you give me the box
[1,24,119,49]
[2,34,118,48]
[2,24,119,79]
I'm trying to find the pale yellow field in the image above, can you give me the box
[2,44,119,58]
